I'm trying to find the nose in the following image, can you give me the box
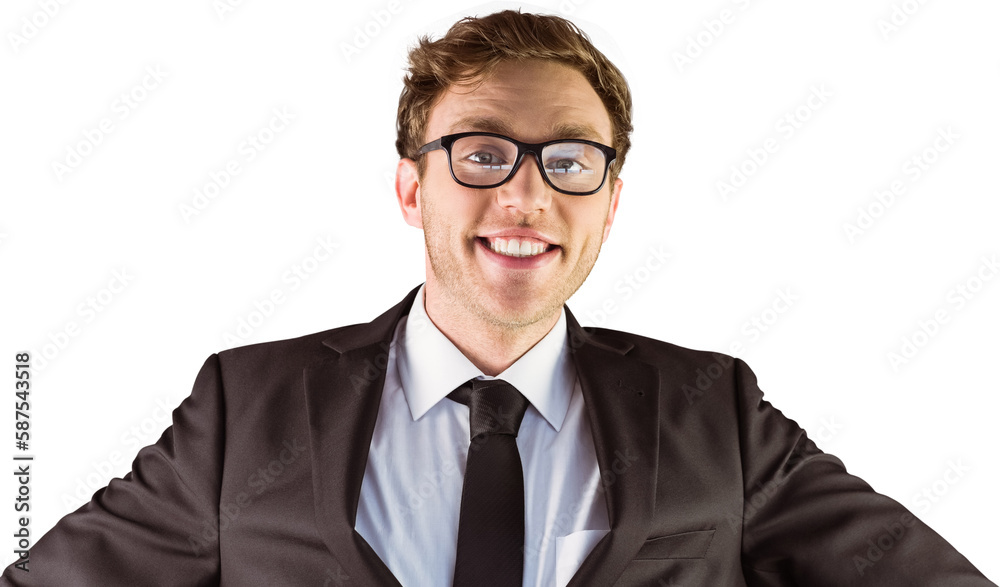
[495,152,552,214]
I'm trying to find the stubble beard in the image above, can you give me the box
[420,188,605,334]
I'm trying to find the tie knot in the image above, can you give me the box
[449,379,530,440]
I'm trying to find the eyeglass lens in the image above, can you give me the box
[449,135,605,193]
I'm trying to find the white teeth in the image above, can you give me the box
[486,237,551,258]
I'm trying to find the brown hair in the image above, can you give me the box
[396,10,633,183]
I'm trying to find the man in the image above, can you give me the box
[3,10,994,587]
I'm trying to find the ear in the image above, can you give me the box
[602,176,623,243]
[396,158,423,229]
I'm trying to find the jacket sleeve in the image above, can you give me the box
[1,354,226,587]
[734,358,995,586]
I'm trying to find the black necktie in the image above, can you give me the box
[448,378,530,586]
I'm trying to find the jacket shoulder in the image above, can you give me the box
[213,286,418,371]
[581,325,740,373]
[212,321,371,373]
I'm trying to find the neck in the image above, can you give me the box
[422,282,561,376]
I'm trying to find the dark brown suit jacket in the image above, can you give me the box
[2,285,994,585]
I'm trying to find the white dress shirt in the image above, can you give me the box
[355,285,610,587]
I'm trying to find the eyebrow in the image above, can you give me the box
[449,116,515,136]
[448,116,607,143]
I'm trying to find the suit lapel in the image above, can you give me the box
[303,286,420,585]
[564,308,662,586]
[302,288,662,584]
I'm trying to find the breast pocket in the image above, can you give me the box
[634,528,715,560]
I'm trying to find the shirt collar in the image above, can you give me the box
[395,284,575,432]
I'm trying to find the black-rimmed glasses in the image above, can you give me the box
[416,132,616,196]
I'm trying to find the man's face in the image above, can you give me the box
[397,59,622,331]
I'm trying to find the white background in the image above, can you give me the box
[2,0,998,579]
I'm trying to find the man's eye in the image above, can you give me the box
[466,152,503,166]
[546,159,586,174]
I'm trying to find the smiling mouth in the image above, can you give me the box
[479,236,556,258]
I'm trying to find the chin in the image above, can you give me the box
[471,290,561,330]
